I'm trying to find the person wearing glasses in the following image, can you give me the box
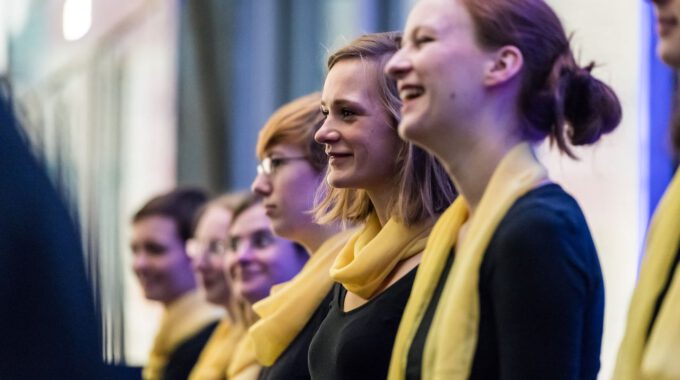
[225,194,309,380]
[186,192,249,380]
[614,0,680,378]
[307,32,455,380]
[249,92,355,380]
[130,187,223,380]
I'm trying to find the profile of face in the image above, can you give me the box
[251,143,322,240]
[131,216,196,304]
[224,203,307,305]
[315,58,403,193]
[651,0,680,67]
[187,206,233,306]
[385,0,492,146]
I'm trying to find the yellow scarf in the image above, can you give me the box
[188,317,245,380]
[613,168,680,380]
[388,143,547,379]
[143,290,224,380]
[332,213,433,299]
[227,335,260,380]
[248,229,355,366]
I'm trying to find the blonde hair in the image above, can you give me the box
[314,32,456,227]
[256,92,326,172]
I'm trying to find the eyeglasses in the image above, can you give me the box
[228,229,276,253]
[186,239,228,259]
[257,156,308,176]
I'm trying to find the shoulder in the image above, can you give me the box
[164,322,219,380]
[484,184,600,280]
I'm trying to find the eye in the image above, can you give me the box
[320,106,329,118]
[269,158,286,169]
[413,35,434,47]
[228,237,240,252]
[252,230,275,249]
[145,242,167,256]
[340,107,356,119]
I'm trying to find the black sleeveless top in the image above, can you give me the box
[406,185,605,380]
[308,268,417,380]
[258,290,334,380]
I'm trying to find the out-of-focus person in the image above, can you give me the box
[187,192,249,380]
[614,0,680,378]
[224,195,309,380]
[130,188,223,380]
[0,87,105,379]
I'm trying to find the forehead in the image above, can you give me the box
[266,142,305,157]
[405,0,470,35]
[195,206,232,237]
[230,204,271,236]
[322,59,381,108]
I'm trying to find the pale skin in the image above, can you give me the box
[385,0,535,246]
[316,59,423,311]
[251,142,341,254]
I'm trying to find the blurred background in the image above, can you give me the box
[0,0,672,378]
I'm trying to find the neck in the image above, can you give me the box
[296,222,343,253]
[367,185,399,227]
[436,120,522,217]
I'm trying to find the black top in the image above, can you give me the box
[648,246,680,338]
[0,99,105,379]
[258,290,334,380]
[163,321,218,380]
[308,268,418,380]
[406,184,605,380]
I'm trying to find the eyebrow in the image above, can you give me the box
[321,98,368,114]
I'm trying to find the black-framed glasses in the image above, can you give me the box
[186,239,228,259]
[256,156,308,176]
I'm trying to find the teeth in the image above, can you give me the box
[400,87,424,101]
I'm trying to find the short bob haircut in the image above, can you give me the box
[314,32,456,227]
[255,92,327,173]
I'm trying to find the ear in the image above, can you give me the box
[483,45,523,87]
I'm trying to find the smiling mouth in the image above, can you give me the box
[399,85,425,101]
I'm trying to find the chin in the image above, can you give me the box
[659,44,680,67]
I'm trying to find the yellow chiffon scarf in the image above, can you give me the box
[388,143,547,379]
[331,212,433,299]
[227,335,260,380]
[143,290,224,380]
[248,229,356,366]
[613,168,680,380]
[188,317,245,380]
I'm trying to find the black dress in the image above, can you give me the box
[308,268,417,380]
[258,290,334,380]
[406,184,605,380]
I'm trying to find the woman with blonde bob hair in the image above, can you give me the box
[248,92,354,379]
[307,32,455,379]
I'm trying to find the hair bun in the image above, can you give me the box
[562,62,622,146]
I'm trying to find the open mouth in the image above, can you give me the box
[399,85,425,101]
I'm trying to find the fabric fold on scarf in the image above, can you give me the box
[249,229,356,366]
[188,317,244,380]
[613,168,680,380]
[143,290,224,380]
[331,213,433,299]
[388,142,547,380]
[227,335,260,380]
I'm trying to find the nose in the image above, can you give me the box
[314,119,341,145]
[385,48,411,80]
[192,251,209,272]
[251,172,272,196]
[132,252,148,273]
